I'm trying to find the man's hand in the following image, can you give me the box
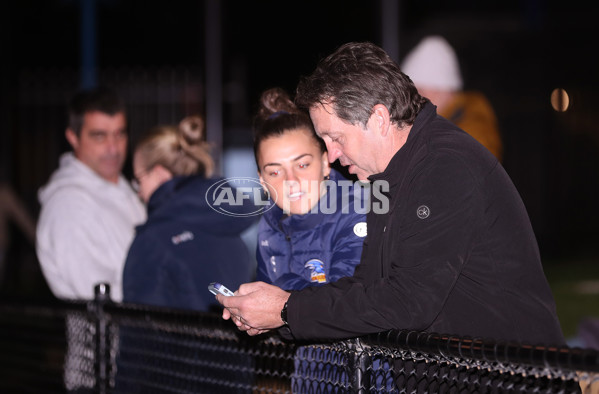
[215,281,290,336]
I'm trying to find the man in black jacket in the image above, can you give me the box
[217,42,564,348]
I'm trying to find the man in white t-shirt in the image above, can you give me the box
[36,87,146,302]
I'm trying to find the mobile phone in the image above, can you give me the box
[208,282,235,297]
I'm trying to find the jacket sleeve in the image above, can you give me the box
[271,272,321,290]
[454,92,502,162]
[255,246,270,283]
[327,210,367,283]
[122,234,167,306]
[283,154,482,340]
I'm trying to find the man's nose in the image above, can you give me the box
[326,144,342,163]
[106,135,120,153]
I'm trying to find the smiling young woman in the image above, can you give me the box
[252,87,367,291]
[251,86,369,391]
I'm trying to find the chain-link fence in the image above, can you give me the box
[0,285,597,393]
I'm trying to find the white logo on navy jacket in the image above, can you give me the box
[171,230,194,245]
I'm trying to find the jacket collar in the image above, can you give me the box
[368,101,437,189]
[147,176,197,214]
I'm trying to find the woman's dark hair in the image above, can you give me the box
[252,87,326,172]
[296,41,426,129]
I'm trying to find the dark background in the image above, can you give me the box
[1,0,598,295]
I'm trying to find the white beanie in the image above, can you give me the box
[400,35,463,91]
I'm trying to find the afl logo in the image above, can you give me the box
[205,177,278,217]
[416,205,430,219]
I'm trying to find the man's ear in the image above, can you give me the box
[65,128,79,150]
[371,104,391,137]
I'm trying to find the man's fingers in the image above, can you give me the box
[246,328,268,336]
[216,282,287,334]
[235,321,251,332]
[237,281,266,295]
[217,293,243,310]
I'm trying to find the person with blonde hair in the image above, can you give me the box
[122,115,257,311]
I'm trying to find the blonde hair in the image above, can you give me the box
[136,115,214,177]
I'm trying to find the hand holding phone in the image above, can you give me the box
[208,282,235,297]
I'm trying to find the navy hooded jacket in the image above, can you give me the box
[256,169,368,291]
[123,175,257,311]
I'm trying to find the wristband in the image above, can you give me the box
[280,301,289,325]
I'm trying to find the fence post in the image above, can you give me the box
[92,283,111,394]
[347,338,372,393]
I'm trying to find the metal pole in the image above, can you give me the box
[80,0,97,89]
[205,0,223,175]
[347,339,371,393]
[92,283,110,394]
[380,0,400,63]
[0,1,12,180]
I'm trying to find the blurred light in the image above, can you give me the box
[550,88,570,112]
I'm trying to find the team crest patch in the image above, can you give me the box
[305,259,326,283]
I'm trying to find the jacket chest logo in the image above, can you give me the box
[353,222,367,237]
[417,205,430,219]
[171,230,194,245]
[305,259,326,283]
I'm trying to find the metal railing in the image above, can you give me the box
[0,284,597,393]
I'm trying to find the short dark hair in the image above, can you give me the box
[296,41,426,129]
[67,87,126,135]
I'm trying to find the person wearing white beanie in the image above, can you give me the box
[401,35,503,161]
[401,35,463,91]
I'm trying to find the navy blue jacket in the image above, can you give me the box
[123,176,257,311]
[256,169,368,291]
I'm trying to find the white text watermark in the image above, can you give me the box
[205,177,390,217]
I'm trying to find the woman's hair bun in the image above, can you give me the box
[178,115,205,145]
[257,87,297,121]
